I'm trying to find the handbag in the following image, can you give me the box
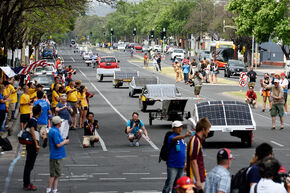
[0,137,12,151]
[18,129,33,145]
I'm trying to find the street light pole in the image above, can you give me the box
[251,35,254,68]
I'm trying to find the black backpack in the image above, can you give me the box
[159,131,175,163]
[0,137,12,151]
[231,166,250,193]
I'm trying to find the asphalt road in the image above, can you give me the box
[1,46,290,193]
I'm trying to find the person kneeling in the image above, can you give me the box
[83,112,99,148]
[245,86,257,109]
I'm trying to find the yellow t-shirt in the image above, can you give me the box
[52,90,59,108]
[77,92,88,107]
[30,91,37,100]
[8,84,17,103]
[3,87,10,107]
[28,88,36,99]
[20,93,31,114]
[51,83,62,91]
[65,86,78,102]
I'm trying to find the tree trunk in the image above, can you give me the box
[281,45,289,60]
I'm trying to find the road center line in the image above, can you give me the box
[78,68,159,151]
[122,172,150,175]
[140,177,167,180]
[99,178,127,180]
[71,56,75,62]
[115,155,138,158]
[270,140,285,147]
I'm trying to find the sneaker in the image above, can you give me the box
[262,109,265,112]
[23,184,37,191]
[280,127,284,130]
[271,127,276,130]
[129,142,134,147]
[135,142,140,147]
[42,138,48,148]
[90,141,95,147]
[283,112,287,116]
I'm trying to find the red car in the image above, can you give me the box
[134,44,142,50]
[96,56,120,81]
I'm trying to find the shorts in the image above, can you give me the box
[68,101,77,114]
[20,114,30,123]
[194,86,202,95]
[284,93,288,104]
[245,98,256,105]
[37,124,47,136]
[49,159,63,177]
[128,130,142,139]
[9,103,15,111]
[84,106,88,111]
[248,82,256,88]
[83,136,98,146]
[262,90,271,97]
[271,103,284,117]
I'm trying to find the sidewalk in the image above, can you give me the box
[0,110,21,160]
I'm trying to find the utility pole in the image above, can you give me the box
[110,28,114,49]
[251,35,254,68]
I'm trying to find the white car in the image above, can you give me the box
[34,65,56,75]
[82,52,91,60]
[171,49,185,60]
[284,60,290,78]
[117,43,126,50]
[153,45,162,52]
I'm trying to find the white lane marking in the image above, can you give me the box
[64,164,98,167]
[91,173,109,175]
[38,173,50,176]
[90,192,118,193]
[125,191,161,193]
[71,57,75,62]
[60,178,88,181]
[78,68,159,151]
[162,172,167,175]
[150,155,159,157]
[115,155,138,158]
[140,177,167,180]
[99,178,127,180]
[122,172,150,175]
[270,140,285,147]
[95,130,108,151]
[3,146,22,193]
[17,179,43,182]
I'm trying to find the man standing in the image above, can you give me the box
[33,90,52,148]
[157,53,162,71]
[65,81,78,129]
[247,67,257,88]
[204,148,234,193]
[83,112,99,148]
[20,86,31,130]
[46,116,69,193]
[187,118,211,191]
[270,79,284,130]
[245,86,258,109]
[144,53,148,67]
[126,112,150,147]
[280,73,288,115]
[162,121,191,193]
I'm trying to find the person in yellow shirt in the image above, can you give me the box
[8,79,20,120]
[65,81,78,129]
[77,85,88,128]
[20,85,32,130]
[51,77,62,91]
[52,84,60,114]
[27,82,35,98]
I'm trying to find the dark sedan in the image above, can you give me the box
[224,60,247,78]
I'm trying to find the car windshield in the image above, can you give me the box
[174,49,183,53]
[35,66,53,72]
[30,75,54,85]
[229,60,245,67]
[216,48,234,63]
[100,58,116,63]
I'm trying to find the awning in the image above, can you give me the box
[0,66,16,78]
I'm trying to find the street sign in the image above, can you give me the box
[239,72,248,87]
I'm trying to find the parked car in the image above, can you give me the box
[142,45,149,52]
[284,60,290,78]
[134,44,142,51]
[96,56,120,81]
[117,43,126,50]
[82,52,92,60]
[166,46,178,54]
[33,65,56,75]
[171,49,185,60]
[153,45,162,52]
[224,60,247,78]
[41,48,54,59]
[29,74,55,100]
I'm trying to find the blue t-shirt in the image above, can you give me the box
[126,120,144,134]
[247,163,260,184]
[182,64,190,74]
[56,102,72,124]
[0,94,6,111]
[48,126,66,159]
[33,99,50,125]
[167,133,186,168]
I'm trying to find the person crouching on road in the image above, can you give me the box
[126,112,150,147]
[162,121,191,193]
[205,148,234,193]
[174,176,196,193]
[83,112,99,148]
[23,105,42,191]
[46,116,69,193]
[245,86,257,109]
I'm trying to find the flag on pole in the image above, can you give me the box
[18,60,46,75]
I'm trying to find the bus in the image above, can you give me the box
[210,41,237,69]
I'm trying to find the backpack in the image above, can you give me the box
[124,119,139,134]
[159,131,175,163]
[0,137,13,151]
[231,167,250,193]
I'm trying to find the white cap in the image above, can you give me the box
[52,116,64,125]
[274,79,280,83]
[172,121,183,128]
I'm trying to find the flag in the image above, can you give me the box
[18,60,46,75]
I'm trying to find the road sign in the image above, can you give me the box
[239,72,248,87]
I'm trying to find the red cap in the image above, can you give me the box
[217,148,235,160]
[174,176,196,189]
[281,72,286,76]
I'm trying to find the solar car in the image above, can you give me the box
[96,56,120,81]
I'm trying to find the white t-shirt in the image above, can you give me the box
[187,118,195,132]
[280,78,289,91]
[249,178,287,193]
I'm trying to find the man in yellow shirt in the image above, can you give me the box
[65,81,78,129]
[20,86,31,130]
[2,81,12,132]
[8,79,20,120]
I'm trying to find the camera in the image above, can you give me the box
[134,120,140,125]
[273,171,290,189]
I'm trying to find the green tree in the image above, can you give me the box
[228,0,290,59]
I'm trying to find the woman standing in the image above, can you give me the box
[52,84,60,115]
[77,86,88,129]
[174,61,183,83]
[152,55,160,73]
[192,70,203,102]
[0,85,10,135]
[261,73,272,112]
[212,63,219,84]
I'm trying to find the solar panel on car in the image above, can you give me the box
[196,101,253,126]
[114,71,138,80]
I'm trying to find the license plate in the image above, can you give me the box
[222,128,233,132]
[106,63,111,66]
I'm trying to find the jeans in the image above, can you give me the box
[184,73,189,83]
[23,144,38,186]
[0,112,7,131]
[0,110,6,132]
[162,166,184,193]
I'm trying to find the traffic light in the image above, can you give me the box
[160,28,166,40]
[110,28,114,36]
[90,32,92,36]
[133,28,136,36]
[150,29,154,39]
